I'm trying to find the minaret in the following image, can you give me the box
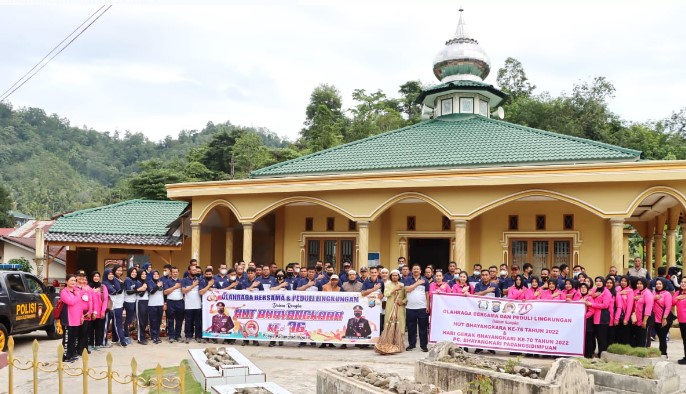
[416,8,507,119]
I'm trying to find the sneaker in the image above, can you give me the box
[474,349,483,354]
[242,341,248,346]
[678,358,686,365]
[298,342,306,347]
[126,337,132,345]
[487,350,495,354]
[405,346,415,351]
[421,347,429,352]
[101,343,112,348]
[138,340,148,345]
[310,343,316,347]
[279,341,284,346]
[319,343,327,348]
[253,341,260,346]
[93,346,100,351]
[327,343,335,348]
[270,342,276,347]
[184,338,190,344]
[118,342,128,348]
[195,338,203,343]
[340,344,348,349]
[169,338,176,343]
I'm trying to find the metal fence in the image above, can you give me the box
[6,336,186,394]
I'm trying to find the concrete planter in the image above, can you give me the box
[211,382,292,394]
[188,348,266,391]
[585,361,680,394]
[414,358,593,394]
[601,351,666,367]
[317,368,464,394]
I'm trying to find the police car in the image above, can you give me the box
[0,264,62,351]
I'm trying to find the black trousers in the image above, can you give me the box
[631,317,654,347]
[137,300,149,342]
[680,324,686,359]
[655,319,670,355]
[166,299,185,340]
[594,324,608,356]
[148,305,163,340]
[616,320,631,345]
[607,325,616,347]
[380,314,385,334]
[123,301,136,338]
[584,318,595,358]
[406,308,429,349]
[65,325,79,359]
[89,317,106,347]
[184,308,202,339]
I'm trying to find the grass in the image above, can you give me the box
[139,359,208,394]
[576,358,655,379]
[606,343,662,358]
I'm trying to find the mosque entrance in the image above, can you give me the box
[408,238,450,272]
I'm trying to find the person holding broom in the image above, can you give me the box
[376,269,407,354]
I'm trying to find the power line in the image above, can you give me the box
[0,5,112,103]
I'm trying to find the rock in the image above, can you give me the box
[360,366,372,377]
[375,378,390,387]
[366,372,378,382]
[530,373,538,379]
[388,376,400,390]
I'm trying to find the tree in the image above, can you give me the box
[8,257,31,272]
[398,80,423,124]
[128,159,186,200]
[665,107,686,137]
[304,84,344,126]
[0,184,13,227]
[232,132,272,178]
[301,84,348,151]
[496,57,536,100]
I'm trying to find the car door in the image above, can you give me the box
[24,274,54,329]
[4,272,35,332]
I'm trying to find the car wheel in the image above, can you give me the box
[46,318,63,339]
[0,323,8,352]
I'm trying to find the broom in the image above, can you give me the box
[375,302,404,355]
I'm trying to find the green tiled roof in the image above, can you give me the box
[48,200,188,236]
[251,114,641,177]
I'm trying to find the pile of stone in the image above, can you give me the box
[426,342,542,379]
[335,365,441,394]
[233,388,273,394]
[204,347,238,370]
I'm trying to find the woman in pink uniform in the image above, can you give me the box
[429,271,451,304]
[451,272,472,296]
[673,278,686,365]
[561,279,580,301]
[579,283,595,358]
[60,274,85,363]
[652,278,673,357]
[631,277,654,348]
[524,277,543,300]
[614,275,634,345]
[588,276,612,356]
[540,279,562,300]
[507,275,526,300]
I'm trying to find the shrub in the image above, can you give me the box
[8,257,32,273]
[466,375,494,394]
[607,343,661,358]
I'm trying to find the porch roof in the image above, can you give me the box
[250,113,641,178]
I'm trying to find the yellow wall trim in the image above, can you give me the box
[624,186,686,215]
[194,199,242,223]
[250,196,356,221]
[368,192,453,220]
[465,189,609,219]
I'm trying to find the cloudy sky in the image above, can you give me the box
[0,0,684,141]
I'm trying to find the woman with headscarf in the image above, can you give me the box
[123,267,138,345]
[136,269,149,345]
[604,276,618,347]
[652,278,673,357]
[147,270,165,344]
[507,275,526,300]
[541,279,562,300]
[524,276,543,300]
[103,266,127,347]
[60,274,84,362]
[579,283,595,358]
[614,275,634,345]
[631,277,654,348]
[383,270,406,333]
[88,271,108,351]
[561,279,580,302]
[673,277,686,364]
[587,276,612,357]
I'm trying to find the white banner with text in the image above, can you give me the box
[429,294,585,356]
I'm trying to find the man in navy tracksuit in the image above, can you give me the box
[163,267,185,342]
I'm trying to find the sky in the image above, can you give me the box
[0,0,684,142]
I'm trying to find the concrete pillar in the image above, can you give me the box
[225,228,234,266]
[242,223,253,263]
[191,221,201,261]
[646,236,654,274]
[682,223,686,268]
[454,219,467,271]
[667,207,680,268]
[610,218,624,273]
[654,234,664,270]
[622,229,631,272]
[358,221,369,269]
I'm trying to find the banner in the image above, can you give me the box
[202,290,381,344]
[429,294,585,356]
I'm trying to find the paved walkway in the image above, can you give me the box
[2,331,686,393]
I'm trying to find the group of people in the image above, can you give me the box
[57,256,686,364]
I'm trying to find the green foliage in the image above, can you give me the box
[606,343,662,358]
[140,359,207,394]
[576,357,655,379]
[503,355,522,374]
[497,57,536,100]
[465,375,494,394]
[8,257,32,273]
[0,184,13,227]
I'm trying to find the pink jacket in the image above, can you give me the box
[590,288,612,325]
[60,287,84,327]
[429,282,451,302]
[90,285,109,319]
[451,283,472,295]
[524,287,543,300]
[540,288,562,300]
[673,291,686,323]
[582,294,595,319]
[561,288,580,301]
[633,289,654,326]
[77,285,94,315]
[652,290,672,322]
[507,287,526,300]
[615,287,634,325]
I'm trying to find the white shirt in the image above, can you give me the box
[148,288,164,307]
[406,277,427,310]
[184,284,201,309]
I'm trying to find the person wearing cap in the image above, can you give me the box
[322,275,341,292]
[359,266,370,283]
[344,305,372,339]
[342,270,363,292]
[339,262,352,283]
[207,301,234,334]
